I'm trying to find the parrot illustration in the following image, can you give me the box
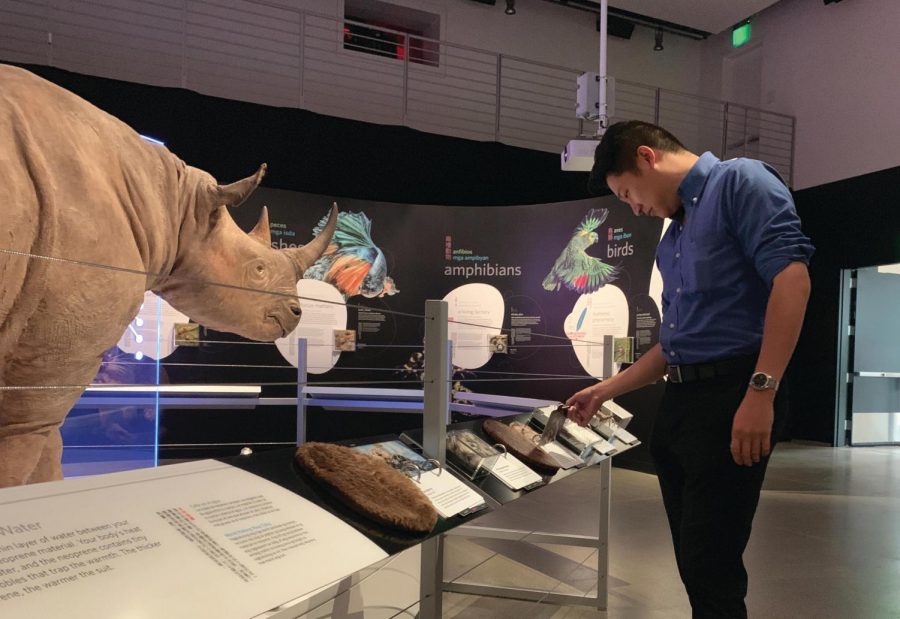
[304,211,398,300]
[542,208,619,293]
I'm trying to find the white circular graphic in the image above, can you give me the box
[116,291,189,360]
[648,219,672,317]
[564,284,630,378]
[275,279,348,373]
[443,283,505,370]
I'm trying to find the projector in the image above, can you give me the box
[560,138,600,172]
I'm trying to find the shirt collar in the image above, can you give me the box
[677,151,719,210]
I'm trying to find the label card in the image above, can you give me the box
[540,442,584,469]
[612,426,639,445]
[590,439,618,456]
[416,471,486,518]
[485,454,543,490]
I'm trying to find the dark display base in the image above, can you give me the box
[221,438,490,555]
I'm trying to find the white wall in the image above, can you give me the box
[441,0,702,93]
[0,0,712,156]
[289,0,703,93]
[700,0,900,189]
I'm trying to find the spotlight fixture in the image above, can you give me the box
[505,0,516,15]
[653,27,664,51]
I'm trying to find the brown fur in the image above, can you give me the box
[295,442,438,534]
[482,419,560,476]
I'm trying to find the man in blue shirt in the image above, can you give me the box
[567,121,814,618]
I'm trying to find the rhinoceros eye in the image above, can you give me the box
[255,264,265,274]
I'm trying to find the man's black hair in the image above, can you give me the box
[588,121,686,195]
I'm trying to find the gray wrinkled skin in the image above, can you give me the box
[0,65,336,487]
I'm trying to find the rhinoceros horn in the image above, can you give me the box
[286,203,339,277]
[248,206,271,245]
[216,163,267,207]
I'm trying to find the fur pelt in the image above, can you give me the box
[295,442,438,534]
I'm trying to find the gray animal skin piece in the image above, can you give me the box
[446,430,501,475]
[0,65,337,487]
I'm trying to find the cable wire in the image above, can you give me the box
[0,247,427,321]
[447,316,614,347]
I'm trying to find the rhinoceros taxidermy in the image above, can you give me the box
[0,65,337,487]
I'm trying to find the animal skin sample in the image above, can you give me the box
[482,420,560,476]
[446,430,501,474]
[295,442,438,534]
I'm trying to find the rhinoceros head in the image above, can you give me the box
[155,164,337,341]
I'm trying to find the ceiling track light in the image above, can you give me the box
[542,1,710,41]
[653,26,664,51]
[505,0,516,15]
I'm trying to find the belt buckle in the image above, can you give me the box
[668,365,683,383]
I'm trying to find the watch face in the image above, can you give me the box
[751,372,769,388]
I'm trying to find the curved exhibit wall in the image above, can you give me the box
[59,186,665,473]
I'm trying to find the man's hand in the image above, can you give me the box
[730,391,774,466]
[565,384,606,426]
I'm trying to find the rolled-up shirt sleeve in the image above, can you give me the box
[725,160,815,287]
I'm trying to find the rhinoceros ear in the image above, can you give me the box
[248,206,271,245]
[285,203,338,278]
[215,163,267,208]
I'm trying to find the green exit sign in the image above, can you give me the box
[732,22,752,48]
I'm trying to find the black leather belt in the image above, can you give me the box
[666,355,756,384]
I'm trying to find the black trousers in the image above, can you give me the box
[650,357,786,619]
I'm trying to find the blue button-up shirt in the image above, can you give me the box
[657,152,814,365]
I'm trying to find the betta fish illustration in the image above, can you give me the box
[304,211,399,300]
[542,208,619,294]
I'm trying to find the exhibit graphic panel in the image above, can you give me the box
[444,283,505,370]
[53,186,662,474]
[0,460,387,619]
[116,291,189,361]
[275,279,348,372]
[564,284,630,378]
[226,187,662,405]
[648,219,671,317]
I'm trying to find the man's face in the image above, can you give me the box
[606,149,680,219]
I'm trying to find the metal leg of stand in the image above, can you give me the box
[597,456,611,610]
[296,338,308,446]
[420,300,450,619]
[443,457,613,610]
[420,535,445,618]
[421,300,449,464]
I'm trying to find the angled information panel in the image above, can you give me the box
[0,461,387,619]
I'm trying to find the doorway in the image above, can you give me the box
[836,264,900,445]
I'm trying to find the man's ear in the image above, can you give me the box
[636,145,656,169]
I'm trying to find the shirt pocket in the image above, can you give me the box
[685,238,728,293]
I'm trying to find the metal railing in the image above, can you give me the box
[0,0,795,184]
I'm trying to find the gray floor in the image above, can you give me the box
[440,443,900,618]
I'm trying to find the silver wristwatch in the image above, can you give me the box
[748,371,779,392]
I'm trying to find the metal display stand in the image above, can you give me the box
[291,300,633,615]
[441,457,613,609]
[414,299,625,612]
